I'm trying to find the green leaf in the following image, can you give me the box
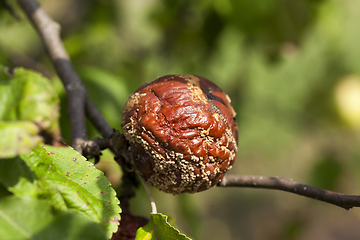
[10,67,60,136]
[0,65,61,157]
[21,145,121,238]
[0,197,107,240]
[0,121,42,158]
[0,156,37,197]
[0,184,12,199]
[135,213,192,240]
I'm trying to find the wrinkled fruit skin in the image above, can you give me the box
[121,75,238,194]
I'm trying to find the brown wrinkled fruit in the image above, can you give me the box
[121,75,238,194]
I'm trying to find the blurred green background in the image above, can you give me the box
[2,0,360,239]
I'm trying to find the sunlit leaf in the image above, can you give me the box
[21,145,121,239]
[135,213,192,240]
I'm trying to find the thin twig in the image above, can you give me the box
[81,137,111,164]
[218,175,360,210]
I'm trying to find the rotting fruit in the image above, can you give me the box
[121,75,238,194]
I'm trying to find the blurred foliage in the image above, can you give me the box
[309,154,342,190]
[0,66,60,158]
[1,0,360,239]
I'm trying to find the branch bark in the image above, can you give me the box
[218,175,360,210]
[17,0,113,150]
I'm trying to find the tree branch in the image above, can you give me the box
[16,0,113,150]
[218,175,360,210]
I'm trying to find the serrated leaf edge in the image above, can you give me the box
[25,145,121,238]
[152,213,192,240]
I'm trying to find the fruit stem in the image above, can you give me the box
[140,177,157,214]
